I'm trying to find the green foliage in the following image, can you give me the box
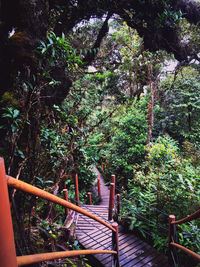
[39,103,96,194]
[1,8,200,265]
[147,135,179,166]
[35,176,54,189]
[1,107,21,132]
[156,6,183,28]
[102,96,148,181]
[179,221,200,255]
[117,135,200,255]
[39,31,83,70]
[155,66,200,147]
[90,71,127,103]
[85,133,104,162]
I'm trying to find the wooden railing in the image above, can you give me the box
[0,158,120,267]
[106,170,200,266]
[169,210,200,264]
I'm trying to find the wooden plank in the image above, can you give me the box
[81,233,111,249]
[100,255,112,267]
[119,239,144,255]
[100,240,146,267]
[84,233,111,249]
[146,254,169,266]
[77,215,108,224]
[75,204,168,267]
[79,228,110,242]
[120,242,151,266]
[81,231,111,244]
[119,235,142,249]
[102,240,144,266]
[123,248,158,267]
[80,228,110,242]
[134,249,162,266]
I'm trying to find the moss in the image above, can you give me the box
[0,91,20,107]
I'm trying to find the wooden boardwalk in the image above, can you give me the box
[75,205,169,266]
[75,168,169,266]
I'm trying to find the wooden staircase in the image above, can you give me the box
[75,205,169,266]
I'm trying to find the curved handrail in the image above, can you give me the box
[171,208,200,225]
[168,209,200,265]
[7,175,115,232]
[170,242,200,262]
[17,249,116,266]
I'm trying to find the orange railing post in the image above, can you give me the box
[168,215,175,264]
[111,174,115,197]
[108,183,115,221]
[75,173,80,206]
[0,158,18,267]
[63,189,69,216]
[88,192,92,205]
[112,222,120,267]
[111,174,115,185]
[97,178,101,199]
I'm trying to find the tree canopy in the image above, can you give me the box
[0,1,200,264]
[0,0,199,105]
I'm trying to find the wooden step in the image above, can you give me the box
[75,204,168,266]
[74,167,169,266]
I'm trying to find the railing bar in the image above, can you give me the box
[17,249,117,266]
[170,250,177,267]
[6,176,115,232]
[171,209,200,225]
[136,227,168,247]
[171,242,200,262]
[174,225,182,267]
[115,186,169,216]
[116,201,168,231]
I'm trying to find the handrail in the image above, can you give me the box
[1,158,120,266]
[106,172,200,266]
[168,210,200,265]
[171,208,200,225]
[7,175,115,232]
[17,249,116,266]
[170,242,200,262]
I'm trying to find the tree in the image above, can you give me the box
[102,97,148,181]
[1,0,200,101]
[154,66,200,146]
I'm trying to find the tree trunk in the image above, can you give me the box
[147,80,154,145]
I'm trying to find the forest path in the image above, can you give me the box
[92,166,110,206]
[75,167,169,266]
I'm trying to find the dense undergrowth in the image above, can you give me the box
[97,118,200,265]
